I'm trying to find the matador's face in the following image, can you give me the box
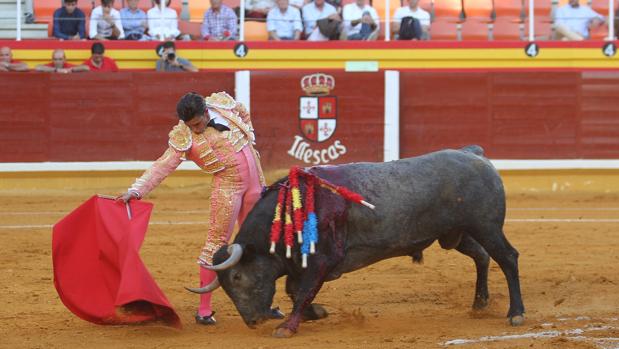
[185,114,208,134]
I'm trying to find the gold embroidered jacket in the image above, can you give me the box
[128,103,265,198]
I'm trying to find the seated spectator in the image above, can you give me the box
[52,0,86,40]
[156,41,198,72]
[201,0,238,41]
[0,46,29,72]
[121,0,149,40]
[342,0,379,40]
[148,0,181,41]
[392,0,430,40]
[302,0,340,41]
[239,0,276,19]
[90,0,125,40]
[554,0,604,41]
[83,43,119,72]
[267,0,302,40]
[35,49,89,73]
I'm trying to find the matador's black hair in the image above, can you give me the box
[176,92,205,121]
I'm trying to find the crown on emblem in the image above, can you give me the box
[301,73,335,96]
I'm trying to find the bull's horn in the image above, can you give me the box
[184,277,221,294]
[204,244,243,271]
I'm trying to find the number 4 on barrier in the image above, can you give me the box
[234,43,249,58]
[603,43,616,58]
[525,43,539,58]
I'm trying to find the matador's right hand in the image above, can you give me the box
[115,191,138,203]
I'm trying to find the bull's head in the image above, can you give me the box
[186,243,281,327]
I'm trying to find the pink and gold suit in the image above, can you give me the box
[128,99,265,317]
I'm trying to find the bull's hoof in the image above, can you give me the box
[508,315,525,326]
[302,304,328,321]
[272,327,295,338]
[311,304,329,319]
[472,297,489,310]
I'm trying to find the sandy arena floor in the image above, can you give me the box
[1,172,619,349]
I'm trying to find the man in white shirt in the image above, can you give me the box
[147,0,181,41]
[302,0,340,41]
[392,0,430,40]
[554,0,604,40]
[89,0,124,40]
[342,0,379,40]
[267,0,302,40]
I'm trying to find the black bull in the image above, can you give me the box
[201,146,525,337]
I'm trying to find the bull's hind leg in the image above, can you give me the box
[456,234,490,310]
[285,276,328,321]
[470,230,525,326]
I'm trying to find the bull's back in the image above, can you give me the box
[313,147,505,273]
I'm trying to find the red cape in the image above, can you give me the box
[52,196,181,328]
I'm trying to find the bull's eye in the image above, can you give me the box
[232,272,241,281]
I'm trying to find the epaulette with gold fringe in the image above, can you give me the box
[168,121,192,151]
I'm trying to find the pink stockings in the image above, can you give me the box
[198,146,262,317]
[198,268,217,317]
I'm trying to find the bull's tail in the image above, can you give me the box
[460,144,485,157]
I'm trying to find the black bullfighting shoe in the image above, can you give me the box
[269,307,285,319]
[195,311,217,325]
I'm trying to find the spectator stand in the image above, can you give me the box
[429,0,463,40]
[243,20,268,40]
[522,0,552,40]
[34,0,179,37]
[7,0,618,41]
[36,0,122,36]
[585,0,611,39]
[551,0,611,39]
[372,0,433,40]
[460,0,494,40]
[185,0,239,39]
[492,0,526,40]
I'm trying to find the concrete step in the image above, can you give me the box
[0,0,26,18]
[0,21,45,29]
[0,22,48,38]
[0,17,27,25]
[0,3,19,13]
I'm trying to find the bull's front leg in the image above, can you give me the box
[286,276,329,321]
[273,267,329,338]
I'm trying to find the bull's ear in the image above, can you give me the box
[240,243,256,263]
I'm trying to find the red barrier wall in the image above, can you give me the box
[400,71,619,159]
[0,73,234,162]
[0,71,385,168]
[2,71,619,169]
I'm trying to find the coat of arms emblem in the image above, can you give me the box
[299,73,337,143]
